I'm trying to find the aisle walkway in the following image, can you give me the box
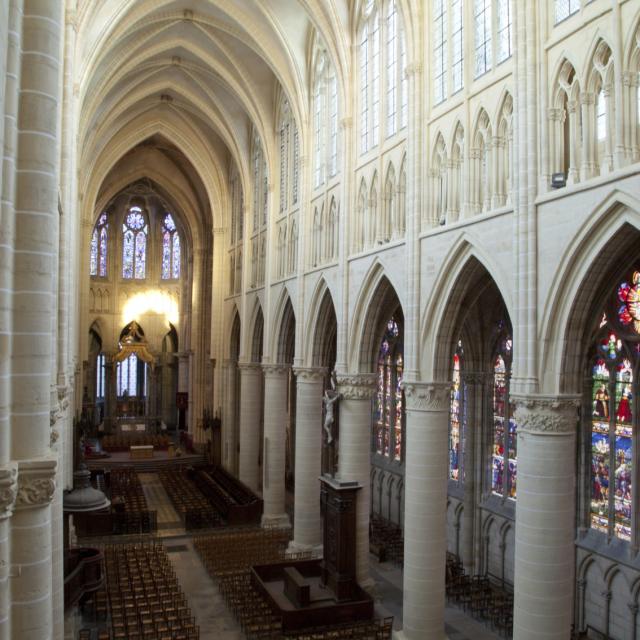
[166,538,243,640]
[139,472,183,536]
[135,472,503,640]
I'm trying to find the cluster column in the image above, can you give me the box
[288,367,325,553]
[222,359,238,473]
[511,395,579,640]
[261,365,291,528]
[237,363,262,493]
[398,382,450,640]
[336,374,375,586]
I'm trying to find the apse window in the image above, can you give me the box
[90,212,108,277]
[161,213,181,280]
[122,206,148,280]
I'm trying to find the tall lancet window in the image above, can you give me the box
[374,316,404,460]
[491,327,517,499]
[161,213,181,280]
[449,341,464,481]
[122,206,147,279]
[90,212,108,277]
[588,270,640,542]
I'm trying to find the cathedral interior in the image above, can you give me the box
[1,0,640,639]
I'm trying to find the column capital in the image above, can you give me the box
[511,394,580,435]
[262,363,290,377]
[0,464,18,520]
[15,458,57,511]
[336,373,376,399]
[238,361,262,373]
[222,358,238,368]
[293,367,325,382]
[402,381,451,412]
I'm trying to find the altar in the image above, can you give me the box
[129,445,154,460]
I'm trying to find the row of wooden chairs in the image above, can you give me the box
[369,515,403,565]
[205,465,258,506]
[194,527,292,576]
[102,434,171,451]
[101,541,199,640]
[219,571,282,638]
[445,552,513,637]
[158,469,224,530]
[218,571,393,640]
[109,468,149,513]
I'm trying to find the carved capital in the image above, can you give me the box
[335,374,376,400]
[402,381,451,412]
[512,394,580,435]
[238,362,262,374]
[339,117,353,130]
[293,367,326,383]
[262,363,290,378]
[15,458,57,510]
[0,465,18,520]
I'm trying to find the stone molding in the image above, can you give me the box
[15,458,57,510]
[402,381,451,412]
[238,362,262,373]
[336,374,376,400]
[461,371,492,386]
[512,394,580,435]
[262,363,290,377]
[0,464,18,520]
[293,367,325,383]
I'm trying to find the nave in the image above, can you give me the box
[65,469,504,640]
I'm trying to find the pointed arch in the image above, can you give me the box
[395,154,406,237]
[349,260,405,373]
[368,171,379,247]
[249,302,264,364]
[540,191,640,394]
[422,234,514,381]
[354,177,368,253]
[305,278,338,369]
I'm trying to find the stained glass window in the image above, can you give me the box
[588,274,637,542]
[90,212,108,277]
[122,206,147,279]
[117,353,139,396]
[161,213,180,280]
[96,353,105,400]
[491,331,516,499]
[449,342,464,481]
[474,0,492,77]
[374,316,404,460]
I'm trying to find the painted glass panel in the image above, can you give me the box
[450,351,462,480]
[90,229,98,276]
[591,358,610,534]
[614,359,632,541]
[122,229,134,279]
[134,231,146,279]
[172,234,181,279]
[492,355,506,495]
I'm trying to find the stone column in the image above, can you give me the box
[0,466,17,640]
[288,367,324,554]
[11,459,57,639]
[336,374,375,587]
[397,382,450,640]
[459,372,487,575]
[511,395,579,640]
[261,365,290,528]
[222,359,238,473]
[9,2,62,637]
[237,363,262,492]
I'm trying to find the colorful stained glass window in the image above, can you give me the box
[449,343,463,481]
[122,206,147,279]
[491,331,516,499]
[588,270,640,542]
[161,213,180,280]
[117,353,139,396]
[90,212,108,277]
[374,316,403,460]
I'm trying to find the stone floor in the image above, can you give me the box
[65,473,506,639]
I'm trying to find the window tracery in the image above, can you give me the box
[122,206,147,280]
[375,316,404,461]
[90,212,108,278]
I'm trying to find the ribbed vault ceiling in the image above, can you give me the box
[75,0,353,232]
